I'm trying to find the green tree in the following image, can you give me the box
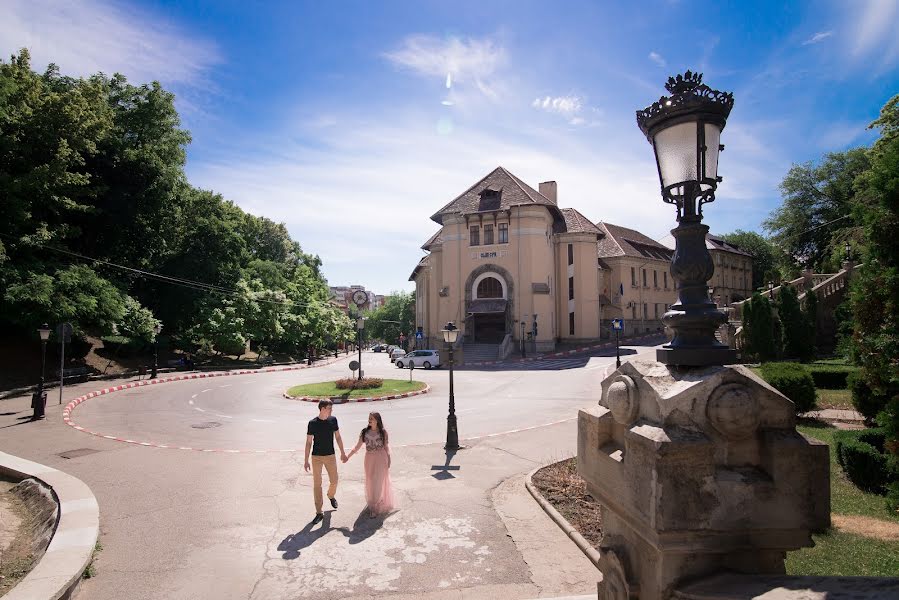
[776,284,813,361]
[365,292,415,347]
[742,293,779,362]
[765,148,869,273]
[720,230,782,290]
[849,94,899,468]
[118,295,160,343]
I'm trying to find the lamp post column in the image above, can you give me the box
[446,342,458,450]
[520,321,525,358]
[151,338,159,379]
[32,324,50,420]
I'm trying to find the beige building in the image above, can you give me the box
[409,167,676,359]
[596,222,675,337]
[658,233,754,306]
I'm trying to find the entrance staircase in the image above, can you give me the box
[463,342,502,364]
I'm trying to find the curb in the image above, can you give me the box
[284,383,431,404]
[0,451,99,600]
[463,334,666,367]
[525,465,602,569]
[61,356,345,453]
[1,356,348,400]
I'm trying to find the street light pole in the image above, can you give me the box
[442,322,459,451]
[520,320,526,358]
[356,317,365,380]
[151,323,162,379]
[32,323,51,420]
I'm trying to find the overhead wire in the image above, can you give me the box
[0,231,332,310]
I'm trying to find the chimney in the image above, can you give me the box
[539,181,557,204]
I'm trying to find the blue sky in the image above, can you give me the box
[3,0,898,294]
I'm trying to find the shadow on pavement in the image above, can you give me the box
[347,508,391,545]
[431,449,460,480]
[278,511,348,559]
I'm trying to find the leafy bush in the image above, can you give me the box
[101,335,148,357]
[759,362,817,413]
[334,377,383,390]
[849,372,891,422]
[834,428,898,493]
[806,364,859,389]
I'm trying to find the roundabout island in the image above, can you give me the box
[285,378,430,403]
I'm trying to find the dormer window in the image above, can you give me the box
[478,187,502,211]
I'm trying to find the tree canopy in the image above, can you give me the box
[0,49,352,356]
[719,230,782,290]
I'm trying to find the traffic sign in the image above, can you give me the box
[415,331,423,339]
[349,360,360,371]
[56,322,73,343]
[611,318,624,331]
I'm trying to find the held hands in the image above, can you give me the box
[340,452,349,463]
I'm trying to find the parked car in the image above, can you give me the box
[372,344,385,352]
[395,350,441,370]
[389,347,405,362]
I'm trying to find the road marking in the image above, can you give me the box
[215,414,233,419]
[188,400,194,405]
[220,384,232,388]
[201,389,211,394]
[191,394,198,399]
[457,408,478,413]
[407,414,433,419]
[251,419,275,423]
[194,407,206,413]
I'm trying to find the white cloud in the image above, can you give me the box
[0,0,221,86]
[849,0,899,70]
[532,95,583,116]
[648,51,666,67]
[384,34,506,100]
[802,30,833,45]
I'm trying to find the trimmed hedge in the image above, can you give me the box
[849,372,892,422]
[805,364,859,389]
[759,362,817,414]
[833,428,898,494]
[335,377,384,390]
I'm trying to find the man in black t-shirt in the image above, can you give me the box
[304,399,347,522]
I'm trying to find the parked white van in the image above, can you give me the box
[395,350,441,369]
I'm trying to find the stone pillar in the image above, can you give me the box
[578,361,830,599]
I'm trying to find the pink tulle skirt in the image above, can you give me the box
[364,448,395,515]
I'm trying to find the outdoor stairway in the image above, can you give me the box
[463,342,502,364]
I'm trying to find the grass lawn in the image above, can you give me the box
[787,422,899,577]
[816,388,854,410]
[286,379,426,399]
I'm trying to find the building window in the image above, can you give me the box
[498,223,508,243]
[567,244,573,265]
[568,276,574,300]
[642,269,647,287]
[654,303,659,318]
[631,305,636,319]
[470,226,480,246]
[664,272,668,288]
[569,312,575,335]
[477,277,503,299]
[631,267,636,286]
[484,224,494,245]
[643,303,648,319]
[653,271,658,288]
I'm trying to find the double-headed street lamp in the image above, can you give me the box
[32,323,51,420]
[356,316,365,380]
[636,71,737,366]
[442,321,459,451]
[151,323,162,379]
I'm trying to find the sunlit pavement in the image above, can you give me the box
[0,341,661,600]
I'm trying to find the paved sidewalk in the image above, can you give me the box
[802,408,865,422]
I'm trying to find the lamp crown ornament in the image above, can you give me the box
[665,70,703,93]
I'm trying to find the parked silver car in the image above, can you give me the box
[395,350,441,369]
[389,347,405,362]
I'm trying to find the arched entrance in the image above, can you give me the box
[468,272,509,343]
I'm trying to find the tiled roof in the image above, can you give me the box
[657,232,753,257]
[558,208,602,235]
[431,166,558,224]
[408,255,429,282]
[596,222,672,261]
[421,228,443,250]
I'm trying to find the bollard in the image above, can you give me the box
[31,390,47,420]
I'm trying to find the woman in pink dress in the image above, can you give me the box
[347,412,395,517]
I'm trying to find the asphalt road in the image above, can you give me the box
[0,341,660,600]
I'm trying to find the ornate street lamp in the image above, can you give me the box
[637,71,737,366]
[442,321,459,451]
[32,323,51,420]
[844,241,852,262]
[356,316,365,380]
[150,323,162,379]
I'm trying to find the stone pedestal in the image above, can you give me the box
[577,361,830,600]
